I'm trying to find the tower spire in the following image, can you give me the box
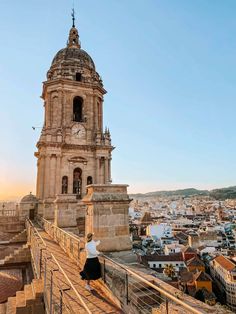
[71,7,75,28]
[67,7,81,48]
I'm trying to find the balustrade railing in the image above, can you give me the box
[37,216,84,264]
[0,209,18,217]
[26,219,91,314]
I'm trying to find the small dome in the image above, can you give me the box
[20,193,38,204]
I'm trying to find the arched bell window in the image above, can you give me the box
[73,96,83,122]
[61,176,68,194]
[73,168,82,198]
[87,176,93,185]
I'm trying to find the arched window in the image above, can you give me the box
[73,97,83,122]
[61,176,68,194]
[87,176,93,185]
[73,168,82,198]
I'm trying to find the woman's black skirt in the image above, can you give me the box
[80,257,101,280]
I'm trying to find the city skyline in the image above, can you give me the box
[1,0,236,200]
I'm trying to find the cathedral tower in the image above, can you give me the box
[35,21,113,203]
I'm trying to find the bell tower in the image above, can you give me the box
[35,19,113,204]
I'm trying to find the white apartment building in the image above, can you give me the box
[210,255,236,311]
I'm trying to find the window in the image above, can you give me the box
[73,168,82,198]
[76,73,82,82]
[153,264,156,268]
[73,97,83,122]
[61,176,68,194]
[159,264,161,268]
[87,176,93,185]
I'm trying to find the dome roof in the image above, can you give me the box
[20,193,38,204]
[47,26,102,85]
[51,47,95,70]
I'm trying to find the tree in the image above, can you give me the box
[163,264,176,279]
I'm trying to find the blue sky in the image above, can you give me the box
[0,0,236,199]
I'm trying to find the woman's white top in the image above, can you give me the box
[85,240,100,259]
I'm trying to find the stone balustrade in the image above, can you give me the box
[38,217,85,265]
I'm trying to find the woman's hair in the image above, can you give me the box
[86,232,93,242]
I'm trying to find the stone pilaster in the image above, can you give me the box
[54,194,77,228]
[82,184,132,252]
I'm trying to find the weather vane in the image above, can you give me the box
[72,6,75,28]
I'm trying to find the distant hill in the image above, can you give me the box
[130,186,236,200]
[209,186,236,200]
[130,188,209,199]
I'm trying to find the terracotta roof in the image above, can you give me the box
[193,271,212,282]
[197,245,206,251]
[214,255,236,272]
[0,270,22,303]
[142,253,183,262]
[182,246,196,254]
[186,256,205,267]
[175,232,188,240]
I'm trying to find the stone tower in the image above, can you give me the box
[35,23,113,205]
[34,17,131,252]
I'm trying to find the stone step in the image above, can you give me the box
[0,303,6,314]
[15,291,26,310]
[6,297,16,314]
[31,279,43,299]
[24,285,34,306]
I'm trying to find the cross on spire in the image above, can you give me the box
[72,8,75,27]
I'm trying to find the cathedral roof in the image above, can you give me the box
[20,193,38,203]
[47,24,102,85]
[51,47,95,71]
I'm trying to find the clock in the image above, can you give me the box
[72,124,86,140]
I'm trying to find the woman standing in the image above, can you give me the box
[80,233,101,291]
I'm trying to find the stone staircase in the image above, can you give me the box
[2,279,44,314]
[9,230,27,244]
[0,244,30,265]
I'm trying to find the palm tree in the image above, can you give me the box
[163,264,176,279]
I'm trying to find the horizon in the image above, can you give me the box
[1,1,236,200]
[1,183,235,202]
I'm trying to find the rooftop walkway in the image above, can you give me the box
[34,223,123,314]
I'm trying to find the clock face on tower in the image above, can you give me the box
[71,124,86,141]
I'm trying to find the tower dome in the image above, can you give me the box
[47,25,102,86]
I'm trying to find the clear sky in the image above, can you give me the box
[0,0,236,200]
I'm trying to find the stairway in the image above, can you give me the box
[9,230,27,244]
[0,244,30,265]
[3,279,44,314]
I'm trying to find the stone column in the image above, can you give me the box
[38,156,45,199]
[108,158,112,183]
[55,155,61,195]
[94,96,98,130]
[68,162,73,194]
[105,158,109,184]
[96,158,100,184]
[49,155,56,198]
[44,155,50,199]
[82,184,132,252]
[36,159,40,197]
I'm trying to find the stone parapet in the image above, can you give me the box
[54,194,78,228]
[83,184,132,252]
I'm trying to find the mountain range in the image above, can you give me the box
[130,186,236,200]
